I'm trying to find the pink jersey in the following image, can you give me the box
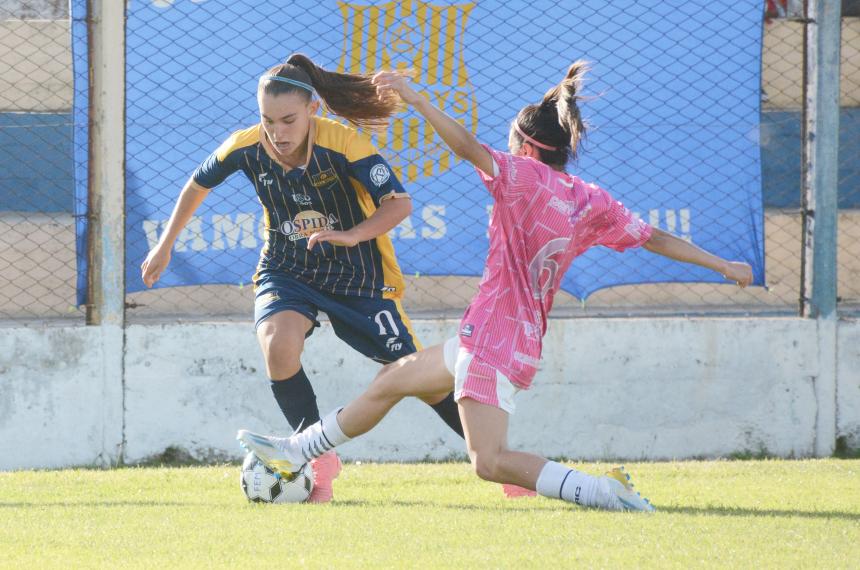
[458,146,653,388]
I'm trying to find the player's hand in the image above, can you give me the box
[372,71,424,106]
[722,261,753,288]
[307,230,360,250]
[140,244,171,288]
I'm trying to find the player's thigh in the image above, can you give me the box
[326,296,420,363]
[256,310,314,378]
[369,343,454,400]
[457,397,510,470]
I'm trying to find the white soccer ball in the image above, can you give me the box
[240,451,314,504]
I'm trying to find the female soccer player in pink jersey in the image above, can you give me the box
[239,62,753,511]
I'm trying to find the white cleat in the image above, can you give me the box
[601,466,656,513]
[236,429,306,474]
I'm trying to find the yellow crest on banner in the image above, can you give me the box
[337,0,478,182]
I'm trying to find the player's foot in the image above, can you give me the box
[236,429,306,474]
[502,484,537,498]
[598,466,656,512]
[308,451,342,503]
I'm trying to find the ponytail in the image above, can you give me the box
[259,53,400,131]
[513,60,590,169]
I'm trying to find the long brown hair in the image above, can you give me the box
[512,61,589,169]
[259,53,400,131]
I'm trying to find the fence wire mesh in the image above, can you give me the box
[838,12,860,314]
[1,1,855,322]
[122,0,778,321]
[0,0,81,321]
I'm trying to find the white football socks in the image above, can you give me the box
[292,407,351,462]
[535,461,604,508]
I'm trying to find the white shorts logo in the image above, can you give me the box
[369,164,390,187]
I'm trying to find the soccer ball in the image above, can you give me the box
[240,451,314,503]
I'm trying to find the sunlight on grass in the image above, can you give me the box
[0,460,857,568]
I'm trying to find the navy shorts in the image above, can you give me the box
[253,270,421,364]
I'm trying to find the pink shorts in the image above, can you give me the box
[443,336,519,414]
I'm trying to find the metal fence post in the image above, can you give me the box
[801,0,841,456]
[86,0,126,464]
[87,0,126,327]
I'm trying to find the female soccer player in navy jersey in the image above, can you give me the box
[140,53,467,502]
[239,62,754,511]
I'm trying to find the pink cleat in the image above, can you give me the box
[307,451,342,503]
[502,484,537,498]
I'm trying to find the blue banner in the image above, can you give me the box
[73,0,765,304]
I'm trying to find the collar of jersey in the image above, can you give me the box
[258,117,316,177]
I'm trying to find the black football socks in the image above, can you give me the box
[429,391,465,438]
[270,368,321,433]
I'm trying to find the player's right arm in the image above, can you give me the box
[140,178,211,288]
[371,71,495,177]
[140,131,244,287]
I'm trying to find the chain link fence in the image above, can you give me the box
[0,0,82,322]
[119,0,782,320]
[838,9,860,313]
[1,1,855,322]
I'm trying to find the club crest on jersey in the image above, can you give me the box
[338,0,478,182]
[310,168,338,188]
[369,164,391,187]
[280,210,339,241]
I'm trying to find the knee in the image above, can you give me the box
[470,451,502,483]
[259,328,302,376]
[366,363,403,398]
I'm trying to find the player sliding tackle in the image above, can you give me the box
[239,62,753,512]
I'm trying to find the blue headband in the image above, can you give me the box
[260,75,314,93]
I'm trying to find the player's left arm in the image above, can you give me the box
[307,196,412,249]
[309,127,413,250]
[643,228,753,287]
[371,71,495,176]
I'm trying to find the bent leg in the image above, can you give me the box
[240,344,455,467]
[458,400,652,511]
[458,397,547,490]
[257,311,321,431]
[336,343,454,438]
[256,310,313,379]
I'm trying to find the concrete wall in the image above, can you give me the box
[0,0,67,19]
[838,321,860,447]
[1,317,857,470]
[0,324,123,469]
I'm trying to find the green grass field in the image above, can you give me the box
[1,459,858,568]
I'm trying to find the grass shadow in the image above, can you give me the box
[334,500,860,521]
[0,500,203,508]
[656,505,860,521]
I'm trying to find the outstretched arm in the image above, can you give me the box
[372,71,496,176]
[140,178,211,287]
[642,228,753,287]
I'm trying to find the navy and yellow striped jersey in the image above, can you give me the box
[192,116,408,299]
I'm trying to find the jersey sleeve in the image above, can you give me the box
[594,189,653,252]
[475,144,541,202]
[191,137,242,189]
[345,132,408,206]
